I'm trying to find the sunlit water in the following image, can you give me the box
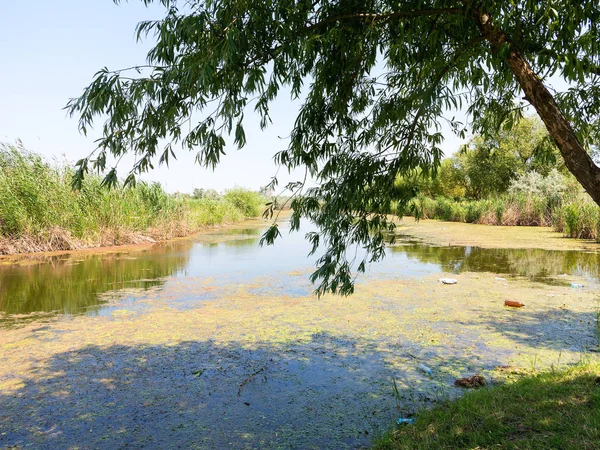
[1,221,599,322]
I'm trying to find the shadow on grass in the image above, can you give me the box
[0,333,461,450]
[374,362,600,450]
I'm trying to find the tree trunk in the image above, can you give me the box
[475,12,600,206]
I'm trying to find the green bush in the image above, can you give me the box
[557,199,600,240]
[417,196,437,219]
[223,188,266,217]
[465,201,485,223]
[432,197,453,221]
[450,202,467,222]
[492,199,505,224]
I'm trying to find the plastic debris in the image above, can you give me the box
[417,364,433,375]
[454,374,486,388]
[439,278,457,285]
[570,283,585,288]
[504,300,524,308]
[495,277,506,281]
[396,417,415,425]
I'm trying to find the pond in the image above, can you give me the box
[1,220,599,321]
[0,218,599,449]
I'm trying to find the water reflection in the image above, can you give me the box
[0,223,598,323]
[0,246,190,318]
[390,242,600,283]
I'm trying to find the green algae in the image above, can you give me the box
[0,271,598,449]
[0,219,599,448]
[395,217,600,252]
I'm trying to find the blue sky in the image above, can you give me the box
[1,0,465,193]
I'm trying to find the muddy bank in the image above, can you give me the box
[396,217,600,252]
[1,270,598,449]
[0,216,272,265]
[0,220,191,256]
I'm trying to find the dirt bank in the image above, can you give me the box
[0,216,274,266]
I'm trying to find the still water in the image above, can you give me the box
[1,220,599,321]
[1,220,599,449]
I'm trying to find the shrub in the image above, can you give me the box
[557,198,600,240]
[465,200,485,223]
[223,188,266,217]
[450,203,467,222]
[418,196,437,219]
[432,197,454,221]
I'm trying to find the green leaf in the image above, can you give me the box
[68,0,600,295]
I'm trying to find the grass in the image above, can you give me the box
[0,143,266,254]
[373,361,600,450]
[185,197,246,227]
[413,194,600,240]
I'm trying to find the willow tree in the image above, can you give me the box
[68,0,600,294]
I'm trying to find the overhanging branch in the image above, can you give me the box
[305,7,464,32]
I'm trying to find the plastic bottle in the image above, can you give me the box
[396,418,415,425]
[417,364,433,375]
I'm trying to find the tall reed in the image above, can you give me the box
[0,144,267,254]
[413,193,600,240]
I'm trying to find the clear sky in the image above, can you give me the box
[0,0,466,194]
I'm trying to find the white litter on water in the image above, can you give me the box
[417,364,433,375]
[439,278,457,284]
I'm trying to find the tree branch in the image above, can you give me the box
[474,10,600,206]
[305,7,464,32]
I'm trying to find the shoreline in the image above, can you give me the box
[0,214,284,265]
[4,212,597,267]
[395,216,600,252]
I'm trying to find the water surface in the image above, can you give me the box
[1,221,599,449]
[1,222,599,322]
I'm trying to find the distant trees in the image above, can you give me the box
[401,116,571,200]
[192,188,222,201]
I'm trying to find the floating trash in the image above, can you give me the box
[396,417,415,425]
[570,283,585,288]
[504,300,524,308]
[417,364,433,375]
[454,374,486,388]
[439,278,457,285]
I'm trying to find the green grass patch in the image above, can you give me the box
[0,143,266,253]
[373,362,600,450]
